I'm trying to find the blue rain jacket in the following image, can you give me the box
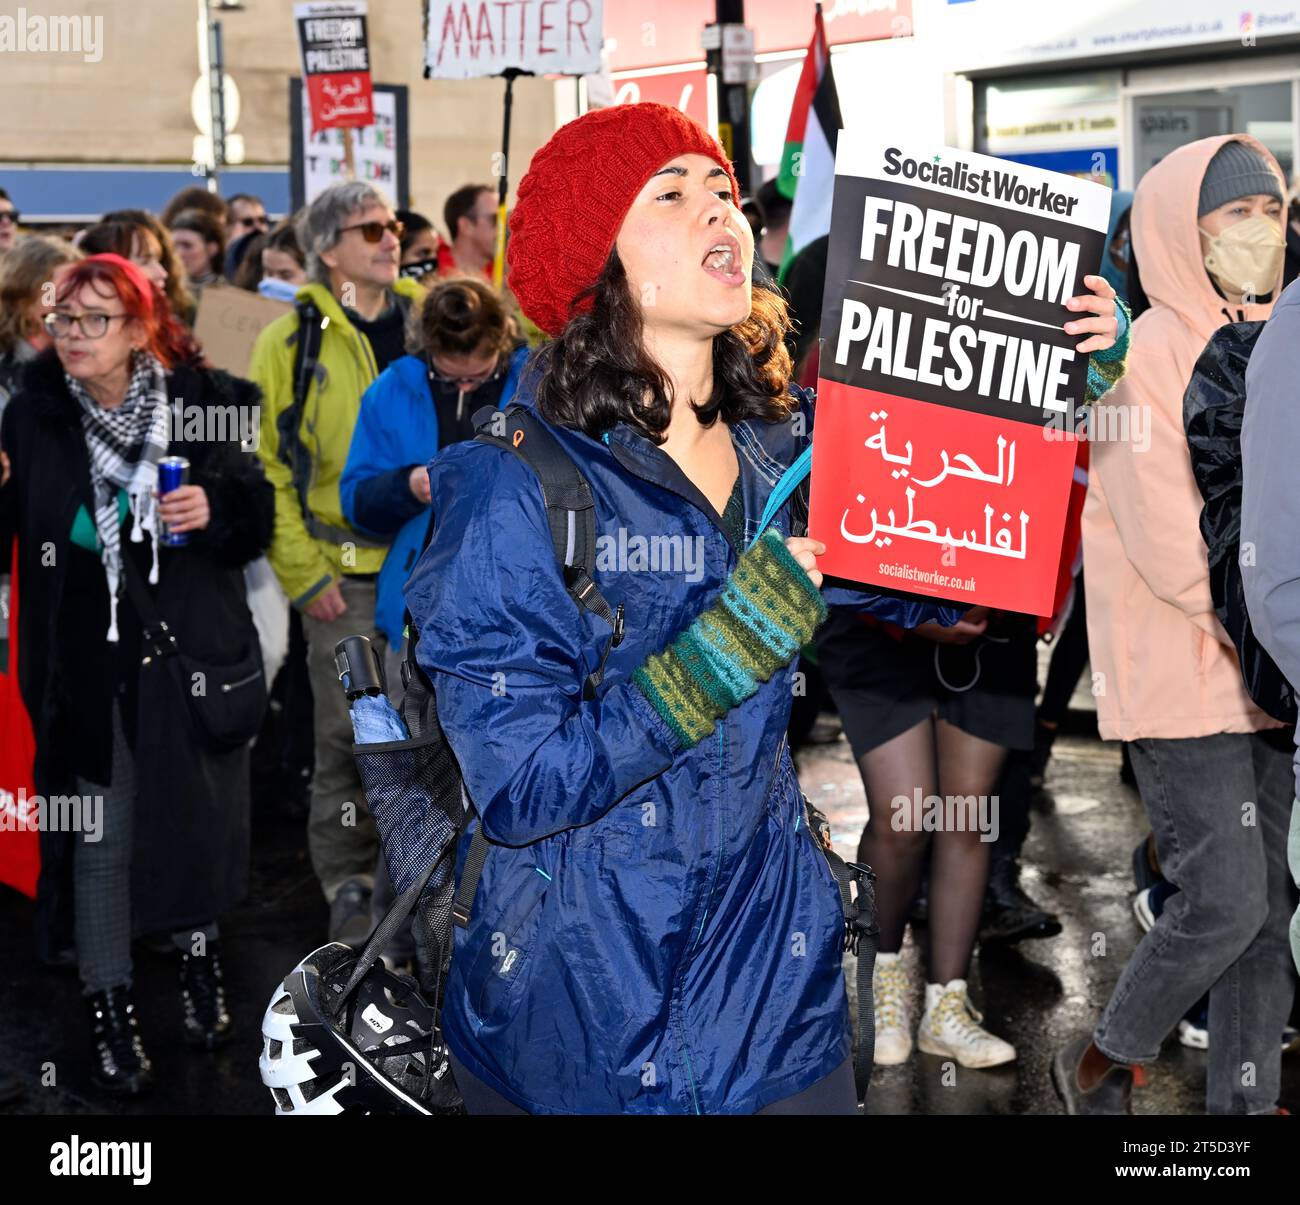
[340,347,529,644]
[405,383,960,1114]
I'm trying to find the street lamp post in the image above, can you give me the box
[706,0,755,196]
[197,0,244,194]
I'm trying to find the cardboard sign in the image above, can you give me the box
[295,1,375,132]
[808,136,1110,615]
[289,79,409,210]
[194,287,291,378]
[424,0,603,80]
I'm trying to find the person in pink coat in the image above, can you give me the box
[1053,134,1296,1115]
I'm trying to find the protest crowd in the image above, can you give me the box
[1,64,1299,1123]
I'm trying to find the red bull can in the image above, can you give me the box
[158,456,190,547]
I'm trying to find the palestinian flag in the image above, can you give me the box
[776,4,842,283]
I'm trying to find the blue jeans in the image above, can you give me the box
[1290,797,1300,975]
[1094,731,1298,1114]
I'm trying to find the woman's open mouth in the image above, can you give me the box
[701,236,745,285]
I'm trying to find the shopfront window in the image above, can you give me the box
[1133,82,1293,182]
[977,72,1121,186]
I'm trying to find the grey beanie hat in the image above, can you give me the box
[1198,141,1282,216]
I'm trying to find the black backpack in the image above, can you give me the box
[1184,322,1298,724]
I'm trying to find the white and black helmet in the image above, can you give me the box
[259,941,461,1115]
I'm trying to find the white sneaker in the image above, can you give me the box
[872,952,913,1065]
[917,979,1017,1068]
[1132,888,1157,933]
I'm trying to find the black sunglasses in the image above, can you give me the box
[340,219,405,244]
[0,209,19,225]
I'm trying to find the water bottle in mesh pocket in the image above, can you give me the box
[350,663,468,995]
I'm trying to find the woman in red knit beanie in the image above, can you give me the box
[403,102,1119,1115]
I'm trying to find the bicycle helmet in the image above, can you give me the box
[259,941,462,1115]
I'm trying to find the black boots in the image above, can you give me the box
[180,941,233,1050]
[86,986,153,1096]
[84,945,232,1096]
[980,854,1062,944]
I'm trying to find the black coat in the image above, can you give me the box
[1183,321,1297,725]
[0,350,275,953]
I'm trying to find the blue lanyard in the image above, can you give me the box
[747,444,812,550]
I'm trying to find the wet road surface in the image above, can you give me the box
[1,710,1296,1115]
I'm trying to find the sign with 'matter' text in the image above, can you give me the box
[424,0,603,79]
[808,135,1110,615]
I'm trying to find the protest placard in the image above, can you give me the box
[295,1,374,132]
[194,288,291,378]
[289,79,409,210]
[807,135,1111,615]
[424,0,603,79]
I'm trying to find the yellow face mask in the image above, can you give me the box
[1199,214,1285,300]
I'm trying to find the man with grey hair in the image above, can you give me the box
[250,182,425,946]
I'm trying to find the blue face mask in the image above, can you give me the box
[258,276,301,303]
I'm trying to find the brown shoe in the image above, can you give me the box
[1052,1035,1140,1115]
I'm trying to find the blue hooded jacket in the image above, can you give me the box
[341,347,529,644]
[404,383,959,1115]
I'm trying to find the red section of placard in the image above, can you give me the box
[306,72,375,131]
[808,380,1079,615]
[610,68,709,127]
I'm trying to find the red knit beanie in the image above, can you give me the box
[507,103,741,337]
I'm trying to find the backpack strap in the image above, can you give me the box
[472,403,624,699]
[450,786,490,929]
[803,796,878,1113]
[276,297,325,529]
[440,406,625,932]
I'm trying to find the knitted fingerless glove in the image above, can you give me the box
[633,528,828,749]
[1084,297,1131,405]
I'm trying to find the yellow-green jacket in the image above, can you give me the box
[250,278,425,607]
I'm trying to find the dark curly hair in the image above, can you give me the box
[533,250,796,443]
[411,277,516,359]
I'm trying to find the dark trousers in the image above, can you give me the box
[1093,730,1297,1113]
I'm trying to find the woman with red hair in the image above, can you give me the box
[0,253,273,1095]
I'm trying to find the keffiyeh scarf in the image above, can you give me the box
[68,351,171,642]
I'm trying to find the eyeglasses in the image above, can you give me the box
[427,355,503,390]
[235,215,270,231]
[44,311,129,339]
[0,209,18,225]
[340,219,405,244]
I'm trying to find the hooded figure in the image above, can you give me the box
[1098,189,1133,304]
[1056,134,1296,1118]
[1083,134,1288,742]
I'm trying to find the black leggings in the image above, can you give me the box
[1037,574,1089,726]
[447,1051,858,1115]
